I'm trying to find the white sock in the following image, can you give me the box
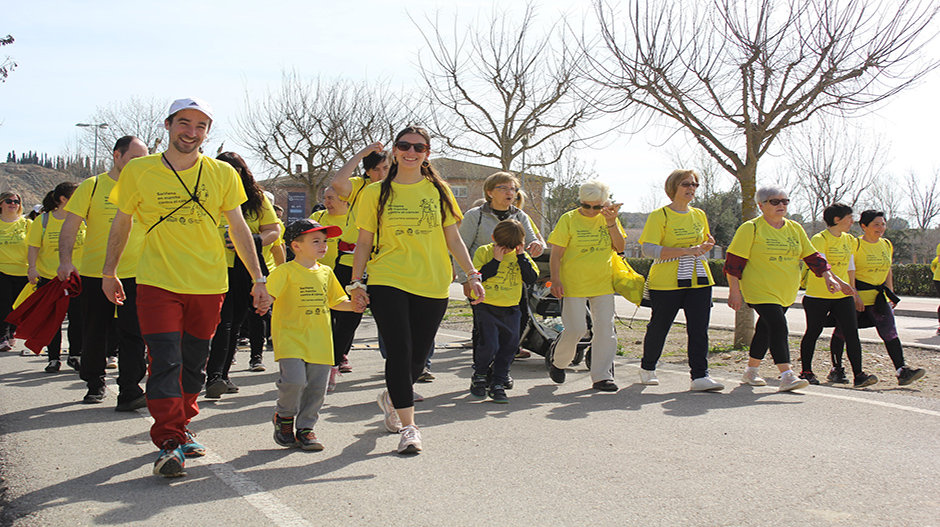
[780,369,793,377]
[746,366,759,373]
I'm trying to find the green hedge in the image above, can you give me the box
[623,258,936,297]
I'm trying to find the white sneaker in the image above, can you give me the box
[778,371,810,392]
[397,425,422,454]
[376,390,401,433]
[690,376,724,391]
[741,369,767,386]
[106,356,118,369]
[639,369,659,385]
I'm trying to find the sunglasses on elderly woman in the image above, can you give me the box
[763,198,790,206]
[580,203,604,210]
[394,141,429,153]
[3,199,20,205]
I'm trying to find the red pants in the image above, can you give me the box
[137,285,224,448]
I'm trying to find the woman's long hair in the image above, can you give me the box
[376,126,457,226]
[41,182,78,213]
[217,152,264,219]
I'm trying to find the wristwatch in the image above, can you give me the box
[252,276,267,284]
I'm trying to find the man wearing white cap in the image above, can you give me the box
[102,97,273,477]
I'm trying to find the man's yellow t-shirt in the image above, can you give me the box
[547,209,625,298]
[805,229,854,299]
[0,217,30,276]
[472,243,537,307]
[268,260,348,365]
[336,176,370,268]
[64,173,145,279]
[26,213,85,280]
[638,206,714,290]
[854,236,893,306]
[727,216,816,306]
[310,208,347,269]
[356,178,462,299]
[110,153,247,295]
[218,195,278,269]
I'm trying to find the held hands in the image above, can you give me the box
[351,288,369,311]
[467,278,485,305]
[250,283,273,315]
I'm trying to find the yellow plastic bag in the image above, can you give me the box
[12,282,37,310]
[612,253,645,306]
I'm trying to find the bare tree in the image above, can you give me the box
[235,72,422,200]
[539,150,597,228]
[905,170,940,262]
[588,0,939,346]
[0,34,14,83]
[413,3,607,189]
[78,96,171,163]
[865,177,907,227]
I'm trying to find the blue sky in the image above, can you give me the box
[1,0,938,212]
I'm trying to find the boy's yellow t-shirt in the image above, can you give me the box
[638,206,714,290]
[472,243,537,307]
[26,213,85,280]
[854,236,893,306]
[64,173,145,279]
[805,229,854,299]
[310,208,347,269]
[547,209,625,298]
[727,216,816,306]
[110,153,247,295]
[267,260,348,365]
[0,217,30,276]
[218,195,278,269]
[356,178,462,299]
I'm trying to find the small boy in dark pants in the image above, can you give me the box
[469,219,538,403]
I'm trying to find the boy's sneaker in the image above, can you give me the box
[488,383,509,403]
[397,425,422,454]
[296,429,324,451]
[338,356,352,373]
[778,371,810,392]
[106,356,118,369]
[204,375,227,399]
[897,366,926,386]
[82,387,106,404]
[273,414,297,447]
[153,440,185,477]
[249,360,266,372]
[469,373,488,398]
[66,356,81,371]
[504,375,514,390]
[690,376,723,392]
[181,430,206,457]
[376,390,401,433]
[327,366,340,392]
[799,371,820,385]
[827,367,849,384]
[639,369,659,385]
[741,369,767,386]
[854,372,878,388]
[44,359,61,373]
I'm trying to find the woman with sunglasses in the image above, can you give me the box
[349,125,483,454]
[638,169,722,391]
[546,179,625,391]
[0,191,29,352]
[724,185,849,391]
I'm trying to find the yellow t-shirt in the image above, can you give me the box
[805,229,855,299]
[336,177,370,268]
[547,209,625,297]
[0,217,30,276]
[356,178,462,299]
[854,236,893,306]
[111,153,247,295]
[472,243,537,307]
[262,218,286,270]
[638,206,715,290]
[26,213,85,280]
[727,216,816,306]
[267,260,348,364]
[64,174,145,279]
[218,195,278,269]
[934,243,940,281]
[310,209,347,269]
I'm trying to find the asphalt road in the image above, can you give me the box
[2,315,939,526]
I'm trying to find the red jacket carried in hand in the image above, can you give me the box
[4,273,82,354]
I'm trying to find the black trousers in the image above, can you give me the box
[0,272,28,339]
[748,303,791,365]
[800,296,862,375]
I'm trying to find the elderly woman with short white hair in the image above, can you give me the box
[547,180,625,391]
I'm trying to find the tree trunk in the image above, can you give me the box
[732,160,759,349]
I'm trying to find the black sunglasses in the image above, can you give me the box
[3,199,20,205]
[395,141,429,153]
[580,203,604,210]
[763,198,790,206]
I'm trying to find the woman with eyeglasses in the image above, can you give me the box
[546,180,625,391]
[349,125,484,454]
[724,185,849,391]
[637,169,722,391]
[0,191,30,352]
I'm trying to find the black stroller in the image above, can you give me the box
[519,277,594,369]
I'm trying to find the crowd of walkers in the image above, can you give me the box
[0,97,932,478]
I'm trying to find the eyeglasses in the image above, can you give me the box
[679,182,700,188]
[581,203,604,210]
[394,141,429,153]
[3,199,20,205]
[763,198,790,206]
[493,185,519,193]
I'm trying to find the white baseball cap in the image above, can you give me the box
[167,97,214,122]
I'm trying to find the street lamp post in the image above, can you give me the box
[75,122,109,174]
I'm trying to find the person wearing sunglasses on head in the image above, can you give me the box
[638,169,722,392]
[724,185,851,392]
[546,179,626,391]
[0,191,29,352]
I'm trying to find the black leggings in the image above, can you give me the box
[800,296,862,375]
[37,277,82,360]
[748,304,791,365]
[642,287,712,379]
[0,272,28,339]
[369,285,447,410]
[331,264,363,365]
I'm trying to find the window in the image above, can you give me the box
[452,185,468,198]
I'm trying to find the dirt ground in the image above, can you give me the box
[439,300,940,400]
